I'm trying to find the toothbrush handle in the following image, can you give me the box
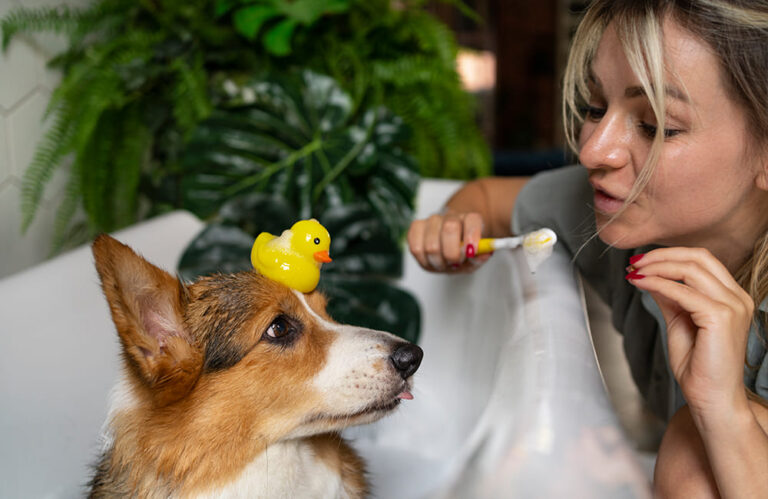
[477,238,495,255]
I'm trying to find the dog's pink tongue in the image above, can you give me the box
[398,391,414,400]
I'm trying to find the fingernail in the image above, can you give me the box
[465,244,476,258]
[625,271,645,281]
[450,263,460,269]
[629,254,645,265]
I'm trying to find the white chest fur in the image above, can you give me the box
[190,439,348,499]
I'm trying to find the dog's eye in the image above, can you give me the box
[264,315,301,345]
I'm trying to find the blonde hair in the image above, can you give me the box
[563,0,768,313]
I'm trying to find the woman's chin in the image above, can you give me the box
[595,218,648,249]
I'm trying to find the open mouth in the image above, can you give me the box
[593,188,625,215]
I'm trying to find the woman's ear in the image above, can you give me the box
[756,156,768,191]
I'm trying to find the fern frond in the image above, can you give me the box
[372,55,457,87]
[400,11,457,66]
[172,55,213,134]
[110,106,151,228]
[0,5,84,50]
[78,111,116,231]
[25,57,123,232]
[20,101,78,231]
[50,163,83,253]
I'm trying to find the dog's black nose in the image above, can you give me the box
[390,343,423,379]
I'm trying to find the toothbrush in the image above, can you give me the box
[473,228,557,272]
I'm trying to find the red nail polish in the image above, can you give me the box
[466,244,476,258]
[451,263,460,269]
[625,271,645,280]
[629,254,645,265]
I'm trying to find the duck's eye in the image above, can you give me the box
[314,237,320,245]
[264,315,302,345]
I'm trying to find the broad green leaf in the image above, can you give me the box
[215,0,249,18]
[263,18,297,56]
[232,5,279,40]
[177,70,421,342]
[179,70,418,238]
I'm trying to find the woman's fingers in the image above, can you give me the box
[407,218,430,270]
[629,265,752,342]
[626,248,753,384]
[440,214,465,265]
[631,259,750,312]
[407,212,488,272]
[631,247,746,297]
[423,214,448,270]
[461,212,484,259]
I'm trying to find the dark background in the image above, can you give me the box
[429,0,590,175]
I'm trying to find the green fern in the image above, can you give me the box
[110,106,151,229]
[288,0,491,179]
[19,101,77,232]
[5,0,488,255]
[172,56,213,134]
[0,6,83,49]
[4,2,214,249]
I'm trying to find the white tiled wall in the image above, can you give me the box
[0,0,88,278]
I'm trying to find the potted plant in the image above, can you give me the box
[2,0,490,339]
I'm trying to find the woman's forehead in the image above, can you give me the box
[591,18,724,109]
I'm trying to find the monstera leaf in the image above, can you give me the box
[177,70,421,342]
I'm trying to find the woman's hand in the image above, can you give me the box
[407,211,492,273]
[407,176,528,274]
[626,247,754,421]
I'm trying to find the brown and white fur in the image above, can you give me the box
[88,234,422,498]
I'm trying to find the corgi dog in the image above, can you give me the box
[88,234,422,498]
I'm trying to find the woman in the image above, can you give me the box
[407,1,768,496]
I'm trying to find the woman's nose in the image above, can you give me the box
[579,113,631,170]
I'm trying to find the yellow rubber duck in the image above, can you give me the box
[250,219,333,293]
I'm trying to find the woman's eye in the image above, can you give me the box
[580,105,606,121]
[638,122,682,139]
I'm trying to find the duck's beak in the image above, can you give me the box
[314,250,332,263]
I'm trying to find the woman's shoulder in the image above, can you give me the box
[519,164,589,200]
[512,165,593,248]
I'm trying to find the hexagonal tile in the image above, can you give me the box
[0,182,56,278]
[7,89,50,177]
[3,1,95,93]
[38,56,65,94]
[0,40,42,112]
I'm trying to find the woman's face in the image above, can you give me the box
[578,18,768,267]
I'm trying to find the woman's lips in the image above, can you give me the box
[593,188,625,215]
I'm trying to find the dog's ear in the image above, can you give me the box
[92,234,202,406]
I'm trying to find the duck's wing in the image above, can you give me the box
[252,232,279,270]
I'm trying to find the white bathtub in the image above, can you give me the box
[0,179,651,498]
